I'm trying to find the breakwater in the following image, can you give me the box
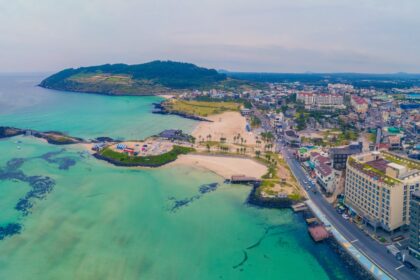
[0,126,84,145]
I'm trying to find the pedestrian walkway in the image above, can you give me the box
[306,200,393,280]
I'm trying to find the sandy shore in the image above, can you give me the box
[170,154,267,179]
[192,111,256,145]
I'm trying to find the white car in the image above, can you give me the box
[342,214,350,220]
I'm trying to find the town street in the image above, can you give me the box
[279,145,419,280]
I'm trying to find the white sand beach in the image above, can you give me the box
[192,111,256,146]
[171,154,267,179]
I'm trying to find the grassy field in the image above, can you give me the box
[164,99,241,117]
[99,145,194,166]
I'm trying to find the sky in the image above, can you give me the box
[0,0,419,73]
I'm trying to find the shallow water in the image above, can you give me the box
[0,75,358,279]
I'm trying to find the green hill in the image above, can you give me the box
[39,61,252,95]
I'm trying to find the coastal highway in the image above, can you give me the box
[279,145,419,280]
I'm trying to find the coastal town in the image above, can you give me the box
[2,1,420,279]
[2,75,419,279]
[136,81,419,279]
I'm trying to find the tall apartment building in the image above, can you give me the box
[409,191,420,259]
[296,92,343,106]
[296,92,314,105]
[344,151,420,232]
[351,95,369,113]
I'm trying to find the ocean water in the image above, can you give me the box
[0,75,357,279]
[0,74,196,140]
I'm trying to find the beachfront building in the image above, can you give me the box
[351,95,369,114]
[312,154,335,194]
[409,191,420,259]
[344,151,420,232]
[329,142,363,170]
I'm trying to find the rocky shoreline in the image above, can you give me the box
[245,184,376,280]
[246,184,296,208]
[0,126,84,145]
[327,237,375,280]
[152,102,213,122]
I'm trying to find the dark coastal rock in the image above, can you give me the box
[327,238,375,280]
[95,136,114,142]
[6,158,26,170]
[1,150,75,220]
[0,126,24,138]
[0,223,22,240]
[168,183,219,212]
[198,183,218,194]
[41,149,76,170]
[0,126,84,145]
[15,176,55,215]
[169,195,201,212]
[232,250,248,269]
[152,102,213,122]
[246,184,294,209]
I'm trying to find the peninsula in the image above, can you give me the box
[39,61,257,95]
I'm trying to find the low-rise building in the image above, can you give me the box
[329,142,363,170]
[312,154,335,194]
[344,151,420,232]
[284,130,300,147]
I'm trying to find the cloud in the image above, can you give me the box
[0,0,419,72]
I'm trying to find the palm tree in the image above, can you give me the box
[206,143,210,152]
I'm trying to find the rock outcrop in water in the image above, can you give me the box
[168,183,219,212]
[0,126,84,145]
[0,149,78,240]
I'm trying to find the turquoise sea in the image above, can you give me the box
[0,74,357,279]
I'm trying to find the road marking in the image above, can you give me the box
[350,239,358,243]
[395,265,404,270]
[397,241,402,246]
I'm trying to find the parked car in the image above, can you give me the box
[403,261,416,270]
[342,214,350,220]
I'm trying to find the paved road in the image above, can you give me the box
[279,145,419,280]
